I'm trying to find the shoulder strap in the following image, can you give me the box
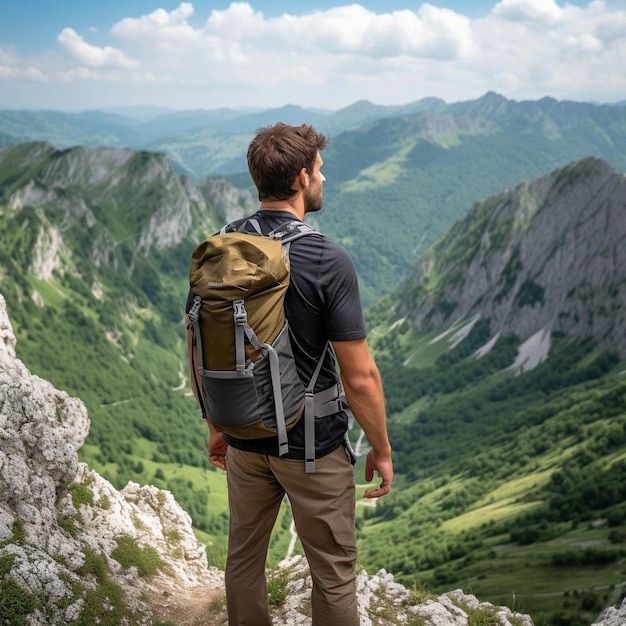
[268,220,316,240]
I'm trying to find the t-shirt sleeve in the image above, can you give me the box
[319,241,367,341]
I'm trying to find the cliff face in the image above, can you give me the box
[0,142,255,282]
[0,293,223,625]
[401,157,626,359]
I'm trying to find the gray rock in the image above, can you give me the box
[0,293,223,625]
[591,597,626,626]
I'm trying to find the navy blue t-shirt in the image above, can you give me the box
[188,210,366,458]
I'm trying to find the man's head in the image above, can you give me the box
[247,123,328,212]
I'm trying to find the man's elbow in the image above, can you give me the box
[341,366,382,396]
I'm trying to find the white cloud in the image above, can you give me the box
[57,27,140,69]
[1,1,626,110]
[111,2,196,40]
[492,0,564,22]
[0,46,47,81]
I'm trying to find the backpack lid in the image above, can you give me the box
[189,232,290,369]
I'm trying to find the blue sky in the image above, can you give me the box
[1,1,625,112]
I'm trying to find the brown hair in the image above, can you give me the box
[247,123,328,201]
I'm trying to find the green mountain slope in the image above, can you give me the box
[362,317,625,626]
[2,140,625,626]
[359,157,626,625]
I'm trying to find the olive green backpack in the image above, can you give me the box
[187,219,344,472]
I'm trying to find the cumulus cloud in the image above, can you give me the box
[1,1,626,110]
[267,4,474,59]
[111,2,196,40]
[57,27,139,69]
[492,0,564,22]
[0,46,47,81]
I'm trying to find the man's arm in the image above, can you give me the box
[332,338,393,498]
[186,319,228,471]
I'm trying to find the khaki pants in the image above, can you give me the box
[224,445,359,626]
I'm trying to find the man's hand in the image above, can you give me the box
[207,429,228,471]
[364,448,393,498]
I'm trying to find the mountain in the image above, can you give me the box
[312,92,626,302]
[0,109,143,148]
[0,104,331,152]
[312,96,447,136]
[357,157,626,625]
[398,156,626,358]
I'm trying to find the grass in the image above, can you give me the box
[428,520,626,625]
[341,144,416,193]
[111,535,166,577]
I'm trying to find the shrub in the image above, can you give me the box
[0,578,39,625]
[111,535,166,577]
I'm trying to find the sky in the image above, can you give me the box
[1,0,625,113]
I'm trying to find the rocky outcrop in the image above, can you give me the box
[0,293,223,625]
[591,597,626,626]
[402,157,626,358]
[0,142,246,272]
[273,555,533,626]
[0,293,537,625]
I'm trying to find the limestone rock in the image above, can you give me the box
[0,293,223,625]
[271,555,534,625]
[591,596,626,626]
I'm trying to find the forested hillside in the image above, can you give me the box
[358,158,626,626]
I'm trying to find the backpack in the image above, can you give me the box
[187,218,345,473]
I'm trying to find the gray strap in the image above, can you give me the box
[306,341,329,394]
[243,323,263,352]
[200,369,252,379]
[233,300,247,373]
[304,391,316,473]
[187,295,210,419]
[188,296,205,371]
[265,343,289,456]
[304,341,331,473]
[240,218,262,234]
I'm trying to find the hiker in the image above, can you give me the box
[186,122,393,625]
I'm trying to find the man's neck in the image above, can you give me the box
[259,201,303,221]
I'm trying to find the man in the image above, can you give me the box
[187,122,393,625]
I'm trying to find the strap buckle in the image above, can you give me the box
[188,295,202,323]
[233,300,247,325]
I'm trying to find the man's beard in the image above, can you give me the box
[304,185,323,214]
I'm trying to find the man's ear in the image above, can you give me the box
[297,167,309,189]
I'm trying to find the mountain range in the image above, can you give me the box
[3,92,626,305]
[399,156,626,358]
[1,93,625,625]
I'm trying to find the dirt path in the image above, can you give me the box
[143,583,227,626]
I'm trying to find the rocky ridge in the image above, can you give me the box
[0,291,541,625]
[401,157,626,359]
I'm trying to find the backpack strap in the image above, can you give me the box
[187,295,209,420]
[303,342,330,473]
[233,298,290,456]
